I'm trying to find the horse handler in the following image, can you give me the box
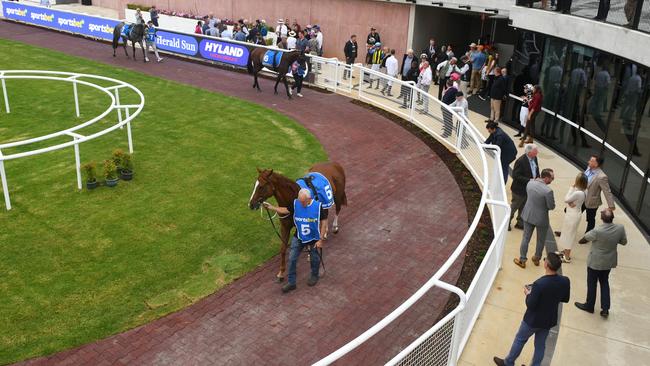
[264,188,327,293]
[145,21,163,63]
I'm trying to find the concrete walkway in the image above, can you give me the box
[458,102,650,366]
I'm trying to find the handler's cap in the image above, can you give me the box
[288,30,296,37]
[469,42,477,47]
[277,18,284,24]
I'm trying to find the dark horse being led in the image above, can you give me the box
[112,22,146,61]
[249,162,347,282]
[247,48,303,99]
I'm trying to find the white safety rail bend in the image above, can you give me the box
[306,57,511,366]
[0,70,145,210]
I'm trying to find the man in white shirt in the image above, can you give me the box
[277,19,288,39]
[436,57,462,99]
[287,31,297,50]
[418,61,433,114]
[381,49,399,96]
[315,26,324,56]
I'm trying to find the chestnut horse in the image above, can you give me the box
[248,162,347,282]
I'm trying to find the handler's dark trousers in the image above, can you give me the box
[288,236,320,285]
[586,267,611,311]
[510,193,527,227]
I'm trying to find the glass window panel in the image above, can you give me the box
[639,174,650,231]
[623,168,646,214]
[574,134,603,167]
[601,150,626,191]
[584,52,616,139]
[630,69,650,172]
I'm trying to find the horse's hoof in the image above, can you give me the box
[275,276,285,283]
[333,227,339,234]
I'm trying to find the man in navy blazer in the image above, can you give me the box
[494,252,570,366]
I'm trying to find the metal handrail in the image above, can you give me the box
[309,56,509,366]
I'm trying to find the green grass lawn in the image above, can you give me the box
[0,39,327,364]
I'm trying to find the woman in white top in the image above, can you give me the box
[557,173,588,262]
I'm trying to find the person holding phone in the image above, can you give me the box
[494,252,570,366]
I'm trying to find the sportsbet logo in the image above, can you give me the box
[31,12,55,22]
[5,8,28,17]
[58,17,84,28]
[88,23,115,34]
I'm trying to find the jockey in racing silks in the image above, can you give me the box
[263,188,327,294]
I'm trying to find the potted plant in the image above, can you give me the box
[112,149,125,171]
[119,152,134,181]
[103,159,119,187]
[82,161,98,189]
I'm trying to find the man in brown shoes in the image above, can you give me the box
[514,168,555,269]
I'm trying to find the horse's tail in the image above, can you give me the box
[332,162,347,207]
[112,22,123,49]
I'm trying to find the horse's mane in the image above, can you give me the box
[270,172,299,192]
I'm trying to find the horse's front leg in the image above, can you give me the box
[141,41,148,62]
[276,221,291,282]
[283,76,292,100]
[122,37,129,57]
[274,74,281,95]
[132,41,137,60]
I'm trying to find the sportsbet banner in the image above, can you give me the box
[1,1,253,68]
[1,1,119,41]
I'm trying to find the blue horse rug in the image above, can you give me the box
[297,172,334,209]
[262,50,283,69]
[121,23,132,37]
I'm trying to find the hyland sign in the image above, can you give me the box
[1,1,118,40]
[199,39,250,67]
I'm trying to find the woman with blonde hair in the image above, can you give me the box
[557,173,588,262]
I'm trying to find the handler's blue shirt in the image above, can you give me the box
[146,27,157,43]
[296,172,334,209]
[291,199,325,243]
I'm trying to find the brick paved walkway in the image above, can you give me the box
[2,21,468,366]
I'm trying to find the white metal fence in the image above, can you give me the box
[307,56,510,366]
[0,70,145,210]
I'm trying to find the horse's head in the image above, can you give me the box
[248,168,275,210]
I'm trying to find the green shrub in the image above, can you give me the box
[103,160,117,180]
[82,161,97,183]
[126,3,152,11]
[121,153,134,172]
[112,148,125,170]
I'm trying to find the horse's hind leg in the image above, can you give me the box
[274,75,281,95]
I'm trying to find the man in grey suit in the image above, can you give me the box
[584,155,615,232]
[514,168,555,269]
[575,209,627,318]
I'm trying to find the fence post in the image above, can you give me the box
[455,117,465,152]
[73,138,82,190]
[632,0,644,29]
[73,79,80,118]
[1,76,10,114]
[358,69,364,100]
[333,61,339,93]
[125,107,134,153]
[0,150,11,210]
[446,311,465,366]
[409,84,416,122]
[115,88,123,127]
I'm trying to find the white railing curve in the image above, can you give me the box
[0,70,145,210]
[307,56,511,366]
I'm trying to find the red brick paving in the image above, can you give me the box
[2,21,468,366]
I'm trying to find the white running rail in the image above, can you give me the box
[307,56,510,366]
[0,70,145,210]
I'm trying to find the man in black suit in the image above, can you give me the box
[485,122,517,183]
[343,34,358,80]
[440,79,458,137]
[422,37,436,64]
[494,252,570,366]
[509,143,540,231]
